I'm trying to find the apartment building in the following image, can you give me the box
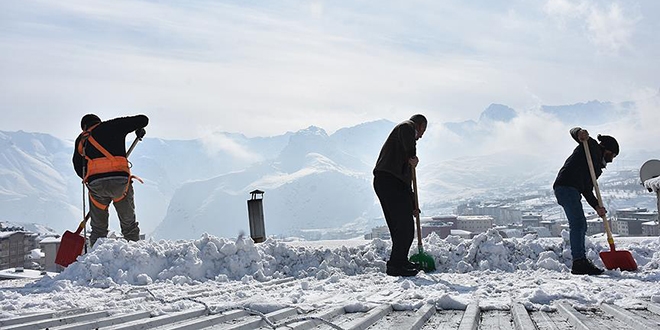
[521,214,543,229]
[457,202,522,226]
[0,231,39,269]
[614,208,658,236]
[456,215,493,234]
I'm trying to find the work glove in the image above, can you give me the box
[136,128,146,139]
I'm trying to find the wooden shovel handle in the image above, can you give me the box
[583,140,616,250]
[412,167,423,248]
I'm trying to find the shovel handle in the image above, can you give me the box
[74,212,91,235]
[583,140,616,249]
[412,167,423,250]
[126,135,142,157]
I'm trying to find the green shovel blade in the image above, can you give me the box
[410,250,436,272]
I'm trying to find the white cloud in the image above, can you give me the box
[622,90,660,144]
[309,1,324,19]
[417,108,573,169]
[586,3,640,52]
[200,133,263,163]
[543,0,588,21]
[0,1,657,141]
[544,0,640,52]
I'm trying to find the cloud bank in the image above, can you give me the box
[0,0,657,142]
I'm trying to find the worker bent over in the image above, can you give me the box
[73,114,148,247]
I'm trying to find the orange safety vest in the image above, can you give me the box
[77,124,142,210]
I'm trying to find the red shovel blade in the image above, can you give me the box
[599,250,638,271]
[55,230,86,267]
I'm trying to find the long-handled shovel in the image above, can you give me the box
[55,135,143,267]
[583,140,638,271]
[409,166,436,272]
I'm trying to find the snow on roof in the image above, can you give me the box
[644,176,660,192]
[457,215,492,221]
[29,249,44,259]
[422,221,453,227]
[39,237,61,244]
[0,268,57,280]
[450,229,472,235]
[3,230,660,321]
[0,231,22,239]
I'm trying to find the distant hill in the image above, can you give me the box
[152,123,391,240]
[0,220,58,237]
[540,100,634,126]
[2,95,659,240]
[444,103,517,138]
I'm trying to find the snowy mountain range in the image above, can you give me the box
[1,96,659,240]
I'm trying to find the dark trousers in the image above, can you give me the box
[87,177,140,247]
[374,174,415,267]
[554,185,587,260]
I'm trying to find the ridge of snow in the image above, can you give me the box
[3,229,658,318]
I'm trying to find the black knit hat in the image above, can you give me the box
[80,114,101,130]
[409,114,427,126]
[598,134,619,155]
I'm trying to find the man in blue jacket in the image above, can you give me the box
[373,114,427,277]
[553,127,619,275]
[73,114,148,247]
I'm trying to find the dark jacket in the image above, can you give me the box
[553,127,604,209]
[373,120,417,185]
[73,115,149,182]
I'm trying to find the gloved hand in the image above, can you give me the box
[136,128,146,139]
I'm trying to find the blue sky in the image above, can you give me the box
[1,0,659,140]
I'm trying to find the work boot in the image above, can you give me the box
[386,264,419,277]
[405,261,422,271]
[571,258,604,275]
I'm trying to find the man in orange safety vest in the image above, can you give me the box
[73,114,148,247]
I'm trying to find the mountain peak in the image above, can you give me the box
[296,126,328,137]
[479,104,517,123]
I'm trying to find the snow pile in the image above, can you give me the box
[644,176,660,192]
[421,229,593,273]
[44,234,386,286]
[32,229,660,288]
[3,230,660,318]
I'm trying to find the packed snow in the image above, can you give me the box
[2,229,660,320]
